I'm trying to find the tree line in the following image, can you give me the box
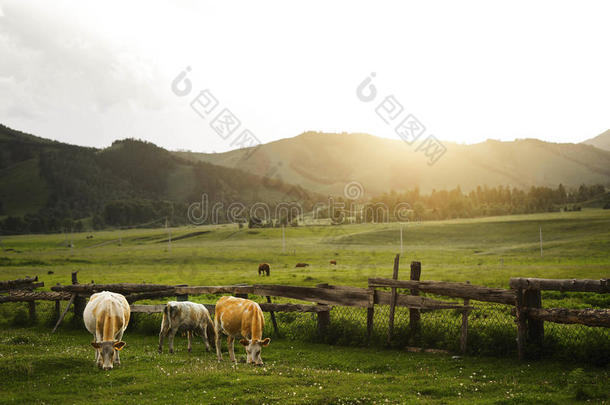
[361,184,608,222]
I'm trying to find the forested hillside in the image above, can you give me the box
[0,124,316,234]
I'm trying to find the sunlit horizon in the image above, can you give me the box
[1,0,609,153]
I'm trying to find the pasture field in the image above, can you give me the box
[0,327,608,404]
[0,209,609,403]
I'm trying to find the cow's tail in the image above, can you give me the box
[164,304,174,330]
[204,307,213,328]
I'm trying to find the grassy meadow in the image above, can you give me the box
[0,209,609,403]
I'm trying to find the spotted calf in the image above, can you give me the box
[158,301,212,354]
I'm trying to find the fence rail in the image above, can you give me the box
[509,277,609,293]
[2,265,609,361]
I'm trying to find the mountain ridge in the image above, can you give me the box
[177,131,610,197]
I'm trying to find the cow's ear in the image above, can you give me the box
[239,338,249,347]
[91,342,101,349]
[113,341,126,351]
[261,338,271,347]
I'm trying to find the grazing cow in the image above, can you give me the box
[158,301,212,354]
[214,296,270,365]
[330,260,337,265]
[83,291,130,370]
[258,263,270,276]
[295,263,309,268]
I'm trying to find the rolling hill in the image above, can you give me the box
[177,131,610,197]
[0,124,318,229]
[582,129,610,151]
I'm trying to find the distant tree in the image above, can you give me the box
[92,214,105,230]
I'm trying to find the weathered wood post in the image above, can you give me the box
[317,305,330,335]
[515,288,526,360]
[367,287,375,342]
[266,296,280,336]
[54,300,61,322]
[409,261,422,343]
[524,288,543,345]
[316,284,331,335]
[28,301,36,323]
[460,281,471,354]
[387,254,400,345]
[71,271,85,319]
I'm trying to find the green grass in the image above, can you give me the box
[0,209,609,403]
[0,327,608,404]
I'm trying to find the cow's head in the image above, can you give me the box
[91,341,125,370]
[240,338,270,365]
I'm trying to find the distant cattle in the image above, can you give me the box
[258,263,270,276]
[158,301,212,354]
[84,291,130,370]
[329,260,337,265]
[295,263,309,268]
[214,296,270,365]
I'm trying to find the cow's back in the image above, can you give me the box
[166,301,209,329]
[84,291,130,339]
[215,296,264,339]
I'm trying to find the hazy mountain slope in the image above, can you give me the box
[582,129,610,151]
[177,132,610,197]
[0,124,317,221]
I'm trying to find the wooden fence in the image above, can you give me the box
[1,259,608,360]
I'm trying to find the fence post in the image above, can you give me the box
[515,288,526,360]
[525,288,543,345]
[316,284,331,335]
[54,300,61,322]
[71,271,85,319]
[266,296,280,336]
[367,287,375,342]
[409,261,422,343]
[387,254,400,345]
[460,281,471,354]
[28,301,36,323]
[317,305,330,335]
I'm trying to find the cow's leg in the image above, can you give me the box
[214,320,223,361]
[201,325,211,352]
[187,330,192,353]
[93,334,99,362]
[227,335,236,363]
[95,330,103,363]
[168,328,178,354]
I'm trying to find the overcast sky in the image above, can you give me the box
[1,0,609,152]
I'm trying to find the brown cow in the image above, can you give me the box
[214,296,270,365]
[330,260,337,265]
[295,263,309,268]
[258,263,270,276]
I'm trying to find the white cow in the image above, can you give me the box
[158,301,213,354]
[84,291,130,370]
